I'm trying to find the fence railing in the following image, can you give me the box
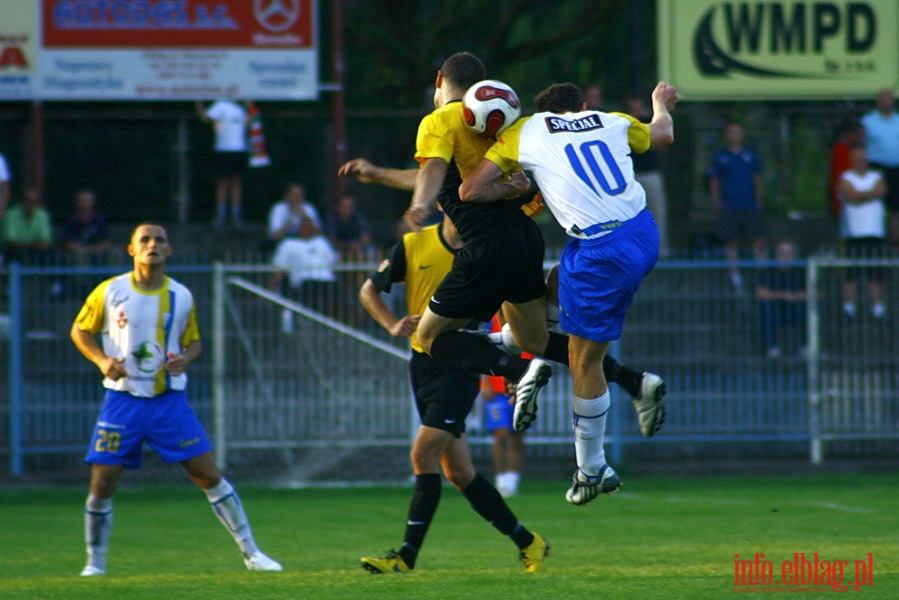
[3,256,898,480]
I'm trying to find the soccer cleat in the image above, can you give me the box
[361,549,412,574]
[632,372,667,438]
[519,532,550,572]
[244,550,283,572]
[80,565,106,577]
[512,359,552,432]
[565,465,621,506]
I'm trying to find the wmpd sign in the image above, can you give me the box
[658,0,898,100]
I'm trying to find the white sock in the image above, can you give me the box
[485,323,522,356]
[84,495,113,570]
[546,302,560,330]
[205,479,258,556]
[505,472,521,493]
[572,392,611,477]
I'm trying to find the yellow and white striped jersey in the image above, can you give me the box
[74,272,200,397]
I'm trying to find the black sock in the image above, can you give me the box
[542,331,569,365]
[603,355,642,398]
[430,331,528,380]
[399,473,442,568]
[462,474,534,550]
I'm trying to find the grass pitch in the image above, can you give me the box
[2,471,897,599]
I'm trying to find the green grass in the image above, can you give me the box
[2,472,897,599]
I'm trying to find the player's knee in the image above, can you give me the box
[444,466,475,490]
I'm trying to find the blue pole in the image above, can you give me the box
[9,263,22,477]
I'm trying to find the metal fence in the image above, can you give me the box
[3,256,898,482]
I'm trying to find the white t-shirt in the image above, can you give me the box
[267,200,322,237]
[206,101,248,152]
[840,169,885,239]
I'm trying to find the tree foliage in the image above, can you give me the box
[335,0,652,111]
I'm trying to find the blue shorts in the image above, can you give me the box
[484,393,514,432]
[84,390,212,469]
[558,210,659,342]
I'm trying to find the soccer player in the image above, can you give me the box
[70,223,281,576]
[460,81,678,505]
[357,212,548,573]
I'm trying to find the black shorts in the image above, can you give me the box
[215,151,247,177]
[409,350,479,437]
[429,216,546,322]
[844,237,887,281]
[869,162,899,211]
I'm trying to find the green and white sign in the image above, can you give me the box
[658,0,898,100]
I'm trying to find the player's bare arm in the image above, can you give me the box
[165,341,202,376]
[70,323,126,380]
[338,158,418,191]
[405,158,447,230]
[649,81,677,148]
[459,164,530,203]
[359,279,420,337]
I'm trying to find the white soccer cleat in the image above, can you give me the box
[512,358,552,432]
[565,465,621,506]
[632,372,666,438]
[244,550,283,572]
[79,565,106,577]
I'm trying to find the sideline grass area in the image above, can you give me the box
[2,472,897,599]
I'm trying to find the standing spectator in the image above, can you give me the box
[829,119,865,219]
[838,147,887,318]
[61,189,111,265]
[584,84,603,110]
[626,91,671,257]
[755,239,807,358]
[69,223,281,576]
[3,187,53,264]
[195,99,248,229]
[0,152,10,220]
[860,89,899,247]
[324,193,373,262]
[708,121,766,294]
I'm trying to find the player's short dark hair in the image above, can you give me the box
[440,52,486,90]
[535,83,584,113]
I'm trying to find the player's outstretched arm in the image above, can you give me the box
[649,81,677,148]
[459,160,530,203]
[338,158,418,191]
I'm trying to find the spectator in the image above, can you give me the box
[3,187,52,264]
[838,147,887,319]
[860,89,899,247]
[626,90,671,257]
[266,183,336,326]
[324,193,373,262]
[195,99,249,229]
[829,119,864,219]
[708,121,766,294]
[0,152,10,220]
[584,84,603,110]
[755,239,807,358]
[61,189,111,265]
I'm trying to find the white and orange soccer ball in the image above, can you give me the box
[462,79,521,138]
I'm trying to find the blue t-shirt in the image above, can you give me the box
[708,147,762,210]
[861,110,899,167]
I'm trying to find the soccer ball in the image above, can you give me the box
[462,79,521,138]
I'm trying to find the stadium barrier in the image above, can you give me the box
[2,254,898,482]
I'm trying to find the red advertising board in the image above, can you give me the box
[42,0,314,48]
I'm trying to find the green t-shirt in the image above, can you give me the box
[3,205,53,244]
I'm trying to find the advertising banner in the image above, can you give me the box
[658,0,898,100]
[0,0,318,100]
